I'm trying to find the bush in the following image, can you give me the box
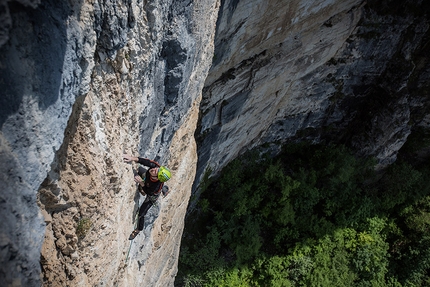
[76,217,92,239]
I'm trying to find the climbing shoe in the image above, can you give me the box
[129,229,140,240]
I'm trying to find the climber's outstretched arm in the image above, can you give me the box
[123,154,139,163]
[123,154,160,169]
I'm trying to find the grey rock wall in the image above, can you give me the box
[195,0,365,196]
[0,0,219,286]
[194,0,430,203]
[1,1,87,285]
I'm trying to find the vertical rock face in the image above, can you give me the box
[0,0,218,286]
[196,0,366,186]
[195,0,430,197]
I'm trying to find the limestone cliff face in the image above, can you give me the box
[194,0,430,198]
[0,0,218,286]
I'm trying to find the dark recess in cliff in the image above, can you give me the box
[0,0,70,128]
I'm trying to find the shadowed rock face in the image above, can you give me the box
[0,1,68,128]
[193,0,430,202]
[0,1,77,286]
[0,0,218,286]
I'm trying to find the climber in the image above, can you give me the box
[123,154,171,240]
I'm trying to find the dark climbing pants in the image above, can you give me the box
[137,195,158,231]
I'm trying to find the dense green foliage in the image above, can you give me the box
[176,143,430,287]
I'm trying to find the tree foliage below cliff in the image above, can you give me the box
[177,142,430,287]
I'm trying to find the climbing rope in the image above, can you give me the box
[125,200,140,264]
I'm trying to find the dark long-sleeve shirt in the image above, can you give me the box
[137,157,163,196]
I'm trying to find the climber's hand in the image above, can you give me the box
[134,175,143,184]
[123,154,135,163]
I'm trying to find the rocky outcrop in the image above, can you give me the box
[0,0,218,286]
[194,0,430,201]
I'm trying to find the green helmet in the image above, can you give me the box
[158,166,171,182]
